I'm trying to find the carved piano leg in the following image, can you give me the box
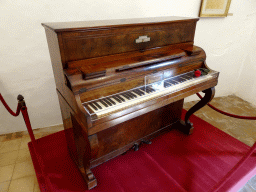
[71,114,97,189]
[79,164,97,190]
[175,87,215,135]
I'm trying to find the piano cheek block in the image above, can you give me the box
[42,16,219,189]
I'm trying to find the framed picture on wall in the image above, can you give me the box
[199,0,232,17]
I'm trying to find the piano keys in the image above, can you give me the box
[84,70,218,119]
[42,16,219,189]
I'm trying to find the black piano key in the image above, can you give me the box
[167,79,178,85]
[132,89,142,96]
[148,87,155,92]
[93,102,102,109]
[181,76,191,81]
[136,89,145,95]
[107,97,116,105]
[178,76,188,82]
[103,98,112,106]
[183,73,193,80]
[121,93,131,100]
[112,95,122,103]
[99,99,108,107]
[131,90,140,96]
[125,92,135,99]
[145,88,151,93]
[128,91,137,98]
[89,103,98,111]
[164,82,171,88]
[145,87,154,93]
[173,77,183,83]
[183,74,194,80]
[139,88,147,93]
[116,95,125,102]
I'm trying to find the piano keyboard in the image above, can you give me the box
[83,70,217,118]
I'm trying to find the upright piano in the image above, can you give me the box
[42,16,219,189]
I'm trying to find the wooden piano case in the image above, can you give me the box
[42,17,218,189]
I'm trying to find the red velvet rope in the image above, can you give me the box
[211,141,256,192]
[196,93,256,120]
[196,92,256,191]
[0,93,53,191]
[0,93,21,116]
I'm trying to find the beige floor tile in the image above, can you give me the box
[17,148,32,163]
[0,138,21,153]
[35,124,63,134]
[0,180,10,192]
[0,136,4,142]
[0,165,15,183]
[0,150,19,167]
[18,133,44,149]
[236,136,255,147]
[1,132,25,142]
[33,176,40,192]
[8,175,35,192]
[19,136,31,149]
[12,160,35,180]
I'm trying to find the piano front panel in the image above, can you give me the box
[89,99,184,167]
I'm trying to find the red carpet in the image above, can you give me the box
[29,110,256,192]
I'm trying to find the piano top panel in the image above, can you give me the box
[42,16,199,32]
[42,17,199,68]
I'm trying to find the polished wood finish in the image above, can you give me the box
[174,87,216,135]
[42,16,219,190]
[42,16,198,32]
[42,16,198,68]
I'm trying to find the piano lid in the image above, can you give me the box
[42,16,199,32]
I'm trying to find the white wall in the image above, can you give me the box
[235,1,256,106]
[0,0,255,134]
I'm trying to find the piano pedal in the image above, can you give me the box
[141,140,152,145]
[133,143,139,151]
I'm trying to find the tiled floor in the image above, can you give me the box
[0,125,63,192]
[0,95,255,192]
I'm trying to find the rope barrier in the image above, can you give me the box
[0,93,21,116]
[196,93,256,120]
[195,92,256,191]
[211,141,256,192]
[0,93,53,192]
